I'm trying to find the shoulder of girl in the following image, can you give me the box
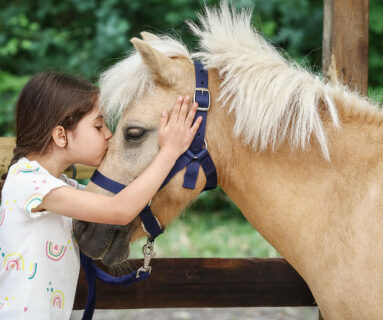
[8,159,41,177]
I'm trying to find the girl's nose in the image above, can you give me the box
[105,128,112,140]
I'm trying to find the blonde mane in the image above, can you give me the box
[100,3,382,160]
[188,3,342,160]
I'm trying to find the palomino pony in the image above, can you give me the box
[73,4,383,319]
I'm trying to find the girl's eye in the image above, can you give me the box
[125,127,146,141]
[95,126,103,130]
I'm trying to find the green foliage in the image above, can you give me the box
[0,71,29,136]
[369,0,383,102]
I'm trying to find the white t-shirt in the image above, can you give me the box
[0,157,82,319]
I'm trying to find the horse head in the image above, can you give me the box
[73,36,215,266]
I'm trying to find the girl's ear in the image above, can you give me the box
[51,126,67,148]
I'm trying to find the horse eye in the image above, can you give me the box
[125,127,146,141]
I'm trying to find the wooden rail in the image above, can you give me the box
[73,258,316,310]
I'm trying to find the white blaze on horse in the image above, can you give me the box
[73,4,383,319]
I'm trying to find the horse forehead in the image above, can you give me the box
[123,89,177,121]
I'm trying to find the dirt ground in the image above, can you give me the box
[71,307,319,320]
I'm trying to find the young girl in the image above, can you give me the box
[0,72,201,319]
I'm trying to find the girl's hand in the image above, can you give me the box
[158,96,202,159]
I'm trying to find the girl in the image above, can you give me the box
[0,72,201,319]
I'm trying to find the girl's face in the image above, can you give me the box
[67,106,112,167]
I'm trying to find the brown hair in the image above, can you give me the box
[0,72,98,195]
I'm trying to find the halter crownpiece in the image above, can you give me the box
[79,61,217,320]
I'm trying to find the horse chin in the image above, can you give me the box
[73,220,119,260]
[100,229,133,266]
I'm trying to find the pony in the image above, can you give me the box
[73,3,383,319]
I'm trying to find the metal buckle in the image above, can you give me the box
[193,87,210,111]
[136,239,156,278]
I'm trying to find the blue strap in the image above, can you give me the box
[191,61,209,154]
[80,252,96,320]
[91,170,125,193]
[80,252,150,320]
[139,205,163,241]
[91,171,163,240]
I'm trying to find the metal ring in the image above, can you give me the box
[203,139,208,150]
[148,200,152,207]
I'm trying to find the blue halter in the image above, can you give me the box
[79,61,217,319]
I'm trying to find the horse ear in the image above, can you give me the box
[140,32,161,42]
[131,37,176,86]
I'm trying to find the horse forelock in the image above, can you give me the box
[99,36,192,128]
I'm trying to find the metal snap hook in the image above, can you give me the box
[136,239,156,278]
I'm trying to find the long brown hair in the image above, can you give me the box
[0,72,98,195]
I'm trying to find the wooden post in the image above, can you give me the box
[323,0,369,95]
[321,1,370,318]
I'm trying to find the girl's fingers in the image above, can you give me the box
[179,95,190,123]
[159,110,168,129]
[189,116,203,138]
[185,102,198,128]
[169,96,183,124]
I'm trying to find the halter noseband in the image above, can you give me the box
[79,61,217,320]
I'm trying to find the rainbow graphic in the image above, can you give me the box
[51,290,64,309]
[11,162,40,175]
[23,193,43,214]
[4,253,24,270]
[0,208,5,226]
[0,302,4,310]
[28,262,37,279]
[45,242,67,261]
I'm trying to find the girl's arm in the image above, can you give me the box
[34,96,202,225]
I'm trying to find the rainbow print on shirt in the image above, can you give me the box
[23,193,43,214]
[45,242,67,261]
[51,290,64,309]
[4,253,24,270]
[28,262,38,279]
[11,162,40,176]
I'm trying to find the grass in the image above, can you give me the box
[129,205,280,259]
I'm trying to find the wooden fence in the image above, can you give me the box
[0,1,369,319]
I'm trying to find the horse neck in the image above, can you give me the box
[207,70,383,270]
